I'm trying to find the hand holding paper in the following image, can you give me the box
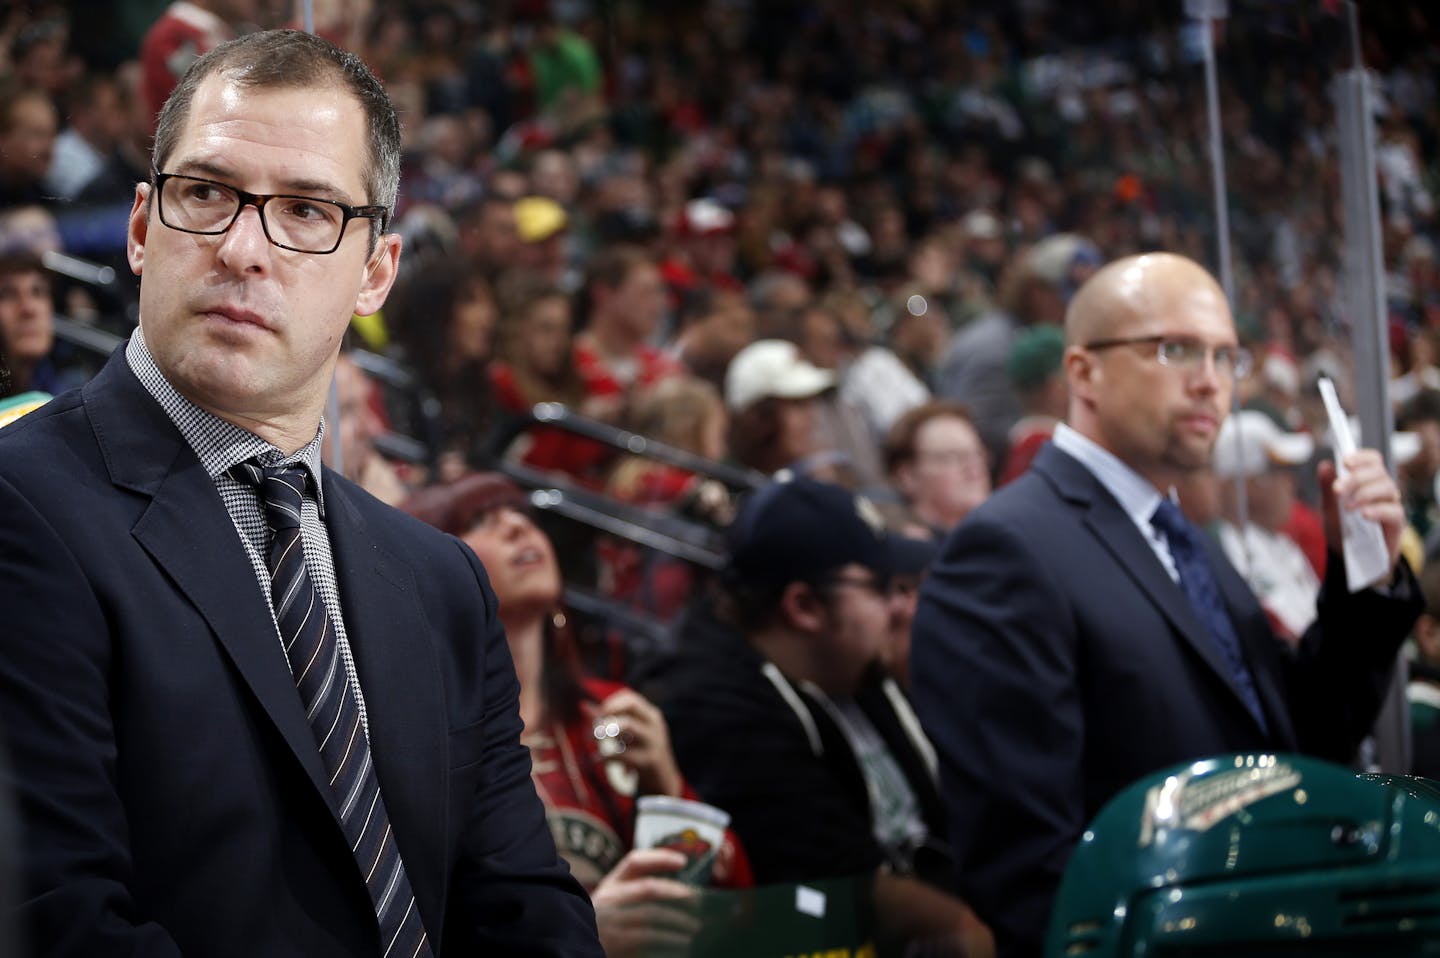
[1317,377,1404,591]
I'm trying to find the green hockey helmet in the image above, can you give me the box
[1046,753,1440,957]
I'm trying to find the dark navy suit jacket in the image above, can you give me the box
[910,441,1421,958]
[0,351,602,957]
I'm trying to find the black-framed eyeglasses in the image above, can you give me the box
[1084,334,1253,380]
[151,169,391,255]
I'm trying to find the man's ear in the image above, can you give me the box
[779,580,827,635]
[1064,343,1096,404]
[127,183,151,277]
[354,233,403,318]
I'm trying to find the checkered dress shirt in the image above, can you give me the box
[126,332,369,729]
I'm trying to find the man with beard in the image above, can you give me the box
[911,252,1422,958]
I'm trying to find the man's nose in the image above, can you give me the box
[1188,351,1224,393]
[216,203,274,273]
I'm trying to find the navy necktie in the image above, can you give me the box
[231,462,433,958]
[1150,498,1269,736]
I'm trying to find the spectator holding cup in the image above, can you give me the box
[401,472,750,956]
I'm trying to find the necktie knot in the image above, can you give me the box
[1150,498,1193,550]
[229,461,309,533]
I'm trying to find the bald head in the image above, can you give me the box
[1064,253,1226,347]
[1062,252,1239,489]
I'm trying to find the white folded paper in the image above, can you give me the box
[1317,377,1392,592]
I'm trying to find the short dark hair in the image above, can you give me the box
[11,18,62,59]
[584,244,654,297]
[152,30,400,240]
[1398,390,1440,430]
[0,251,46,285]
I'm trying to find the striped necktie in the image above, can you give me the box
[1150,498,1269,736]
[231,461,433,958]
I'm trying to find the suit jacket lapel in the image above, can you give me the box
[86,353,336,806]
[324,479,447,914]
[1034,444,1269,734]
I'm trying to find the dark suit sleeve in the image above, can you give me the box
[910,513,1084,958]
[1287,552,1422,762]
[442,540,603,957]
[0,475,184,957]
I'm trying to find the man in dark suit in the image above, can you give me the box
[911,252,1422,958]
[0,30,601,957]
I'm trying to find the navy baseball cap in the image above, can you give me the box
[726,475,917,586]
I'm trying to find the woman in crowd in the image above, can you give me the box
[400,473,750,955]
[386,256,501,476]
[883,401,993,536]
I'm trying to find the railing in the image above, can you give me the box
[502,461,728,571]
[490,402,768,494]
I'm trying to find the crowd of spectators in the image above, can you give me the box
[1,0,1438,952]
[2,2,1434,482]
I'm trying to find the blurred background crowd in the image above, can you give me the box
[0,0,1437,952]
[3,0,1435,549]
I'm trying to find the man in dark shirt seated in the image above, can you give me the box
[644,474,992,955]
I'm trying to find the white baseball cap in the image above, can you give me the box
[677,198,736,236]
[724,340,835,412]
[1212,410,1314,479]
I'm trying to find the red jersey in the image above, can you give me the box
[489,361,614,486]
[140,3,233,130]
[525,677,751,889]
[572,337,684,398]
[600,462,700,621]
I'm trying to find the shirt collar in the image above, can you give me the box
[1051,422,1167,527]
[126,330,328,516]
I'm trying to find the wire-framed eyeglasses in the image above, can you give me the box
[1084,334,1253,380]
[151,169,391,255]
